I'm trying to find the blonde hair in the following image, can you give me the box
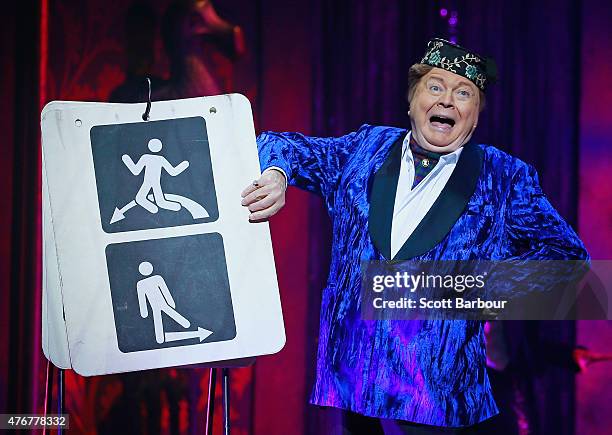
[407,63,486,112]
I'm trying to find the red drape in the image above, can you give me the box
[3,0,46,425]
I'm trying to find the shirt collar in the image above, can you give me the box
[402,131,463,165]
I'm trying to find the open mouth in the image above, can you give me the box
[429,115,456,131]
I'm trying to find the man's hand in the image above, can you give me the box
[241,169,287,221]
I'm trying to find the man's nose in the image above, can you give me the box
[437,90,454,108]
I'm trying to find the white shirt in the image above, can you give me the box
[390,132,463,259]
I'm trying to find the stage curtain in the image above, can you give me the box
[2,0,47,424]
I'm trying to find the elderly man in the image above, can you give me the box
[241,39,587,434]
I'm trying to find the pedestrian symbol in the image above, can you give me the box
[91,117,218,233]
[107,233,235,353]
[136,261,213,344]
[111,138,209,224]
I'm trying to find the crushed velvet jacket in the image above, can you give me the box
[256,124,588,427]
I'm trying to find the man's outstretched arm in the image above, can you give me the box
[241,124,375,221]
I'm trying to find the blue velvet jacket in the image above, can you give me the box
[256,124,588,427]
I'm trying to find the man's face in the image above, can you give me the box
[409,67,481,153]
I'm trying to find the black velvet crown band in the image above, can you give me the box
[420,38,497,91]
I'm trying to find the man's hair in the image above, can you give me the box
[407,63,486,112]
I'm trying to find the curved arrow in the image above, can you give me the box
[163,194,209,219]
[110,193,209,225]
[164,327,213,343]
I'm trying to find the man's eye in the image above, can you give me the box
[457,89,471,97]
[430,85,441,92]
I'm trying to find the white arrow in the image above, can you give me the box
[110,193,209,225]
[146,193,209,219]
[163,194,209,219]
[110,200,137,224]
[164,327,213,343]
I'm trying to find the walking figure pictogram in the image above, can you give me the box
[137,261,212,344]
[111,138,209,224]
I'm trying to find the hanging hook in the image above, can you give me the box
[142,77,152,121]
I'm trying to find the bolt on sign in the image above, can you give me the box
[41,94,285,376]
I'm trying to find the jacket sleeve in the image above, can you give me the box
[480,163,591,314]
[505,162,589,261]
[256,124,372,199]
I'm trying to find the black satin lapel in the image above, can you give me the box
[393,142,484,260]
[368,134,405,260]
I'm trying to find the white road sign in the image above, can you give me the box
[41,94,285,376]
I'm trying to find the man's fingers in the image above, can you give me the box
[247,193,279,212]
[241,169,286,221]
[241,180,260,198]
[242,169,286,197]
[241,184,274,206]
[249,202,283,221]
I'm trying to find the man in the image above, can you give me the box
[241,39,588,434]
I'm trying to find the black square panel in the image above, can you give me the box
[106,233,236,353]
[91,117,218,233]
